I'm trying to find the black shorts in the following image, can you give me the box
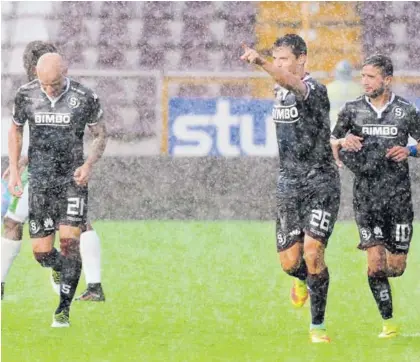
[28,180,88,238]
[354,181,413,255]
[276,169,341,252]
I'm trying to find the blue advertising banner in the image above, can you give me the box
[168,98,277,156]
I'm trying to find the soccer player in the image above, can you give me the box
[240,34,340,343]
[8,52,107,327]
[1,41,105,302]
[331,54,420,338]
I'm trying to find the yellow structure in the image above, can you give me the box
[256,2,362,73]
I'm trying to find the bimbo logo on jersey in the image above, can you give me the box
[272,104,300,123]
[34,113,71,125]
[361,124,398,138]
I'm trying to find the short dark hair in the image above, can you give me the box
[363,54,393,77]
[273,34,307,58]
[23,41,58,81]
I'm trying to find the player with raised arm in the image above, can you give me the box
[331,54,420,338]
[8,52,107,326]
[1,41,106,302]
[241,34,340,343]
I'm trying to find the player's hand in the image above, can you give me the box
[240,43,265,66]
[341,134,363,152]
[386,146,410,162]
[74,163,92,186]
[8,169,23,197]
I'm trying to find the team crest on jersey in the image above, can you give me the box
[29,220,40,234]
[393,107,405,119]
[67,96,80,109]
[360,228,371,241]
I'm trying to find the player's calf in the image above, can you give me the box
[53,225,83,324]
[57,237,82,311]
[1,218,24,298]
[278,244,309,307]
[32,235,62,270]
[367,269,393,320]
[303,237,330,330]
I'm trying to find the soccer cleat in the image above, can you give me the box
[291,278,308,307]
[1,282,4,300]
[51,310,70,328]
[378,320,398,339]
[310,328,331,343]
[75,285,105,302]
[50,269,61,295]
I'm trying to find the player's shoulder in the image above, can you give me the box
[393,94,418,112]
[16,79,40,96]
[303,74,327,92]
[68,78,99,102]
[339,96,365,112]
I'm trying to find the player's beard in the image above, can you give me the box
[366,82,386,99]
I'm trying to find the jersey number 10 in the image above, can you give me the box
[396,224,411,242]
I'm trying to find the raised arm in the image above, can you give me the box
[240,43,307,98]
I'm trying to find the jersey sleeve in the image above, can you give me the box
[407,105,420,142]
[85,92,104,126]
[12,90,27,126]
[331,104,352,139]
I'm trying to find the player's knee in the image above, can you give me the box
[387,265,406,278]
[281,259,302,275]
[3,217,23,241]
[60,238,80,258]
[303,243,325,272]
[367,255,387,276]
[278,245,303,274]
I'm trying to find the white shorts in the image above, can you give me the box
[4,183,29,223]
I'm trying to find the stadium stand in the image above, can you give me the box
[1,1,419,141]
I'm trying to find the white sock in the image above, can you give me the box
[1,237,23,283]
[80,230,102,284]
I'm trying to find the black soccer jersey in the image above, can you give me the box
[12,78,103,188]
[332,94,420,182]
[273,75,336,177]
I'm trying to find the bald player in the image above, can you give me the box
[2,41,106,302]
[8,52,107,327]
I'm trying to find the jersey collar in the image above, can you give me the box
[364,92,395,118]
[40,77,70,108]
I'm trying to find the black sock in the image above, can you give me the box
[87,283,102,291]
[34,248,62,271]
[286,259,308,281]
[307,268,330,325]
[368,274,393,320]
[56,239,82,314]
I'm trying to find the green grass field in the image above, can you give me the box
[2,221,420,362]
